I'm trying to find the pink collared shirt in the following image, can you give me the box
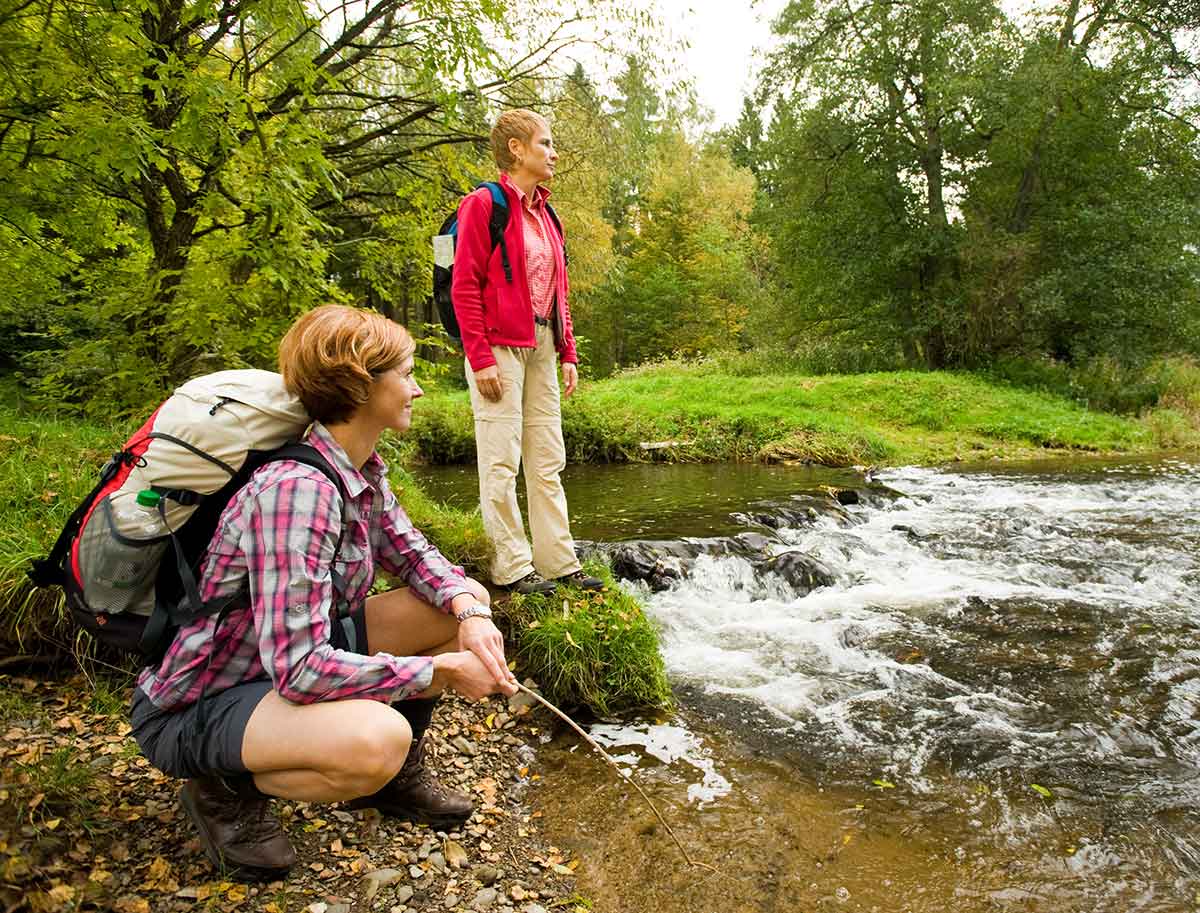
[136,423,472,710]
[515,184,557,321]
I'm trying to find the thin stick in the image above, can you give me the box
[513,681,716,872]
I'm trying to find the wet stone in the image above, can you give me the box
[472,888,499,910]
[474,864,501,885]
[363,868,404,901]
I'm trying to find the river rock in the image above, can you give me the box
[362,868,404,901]
[474,864,501,885]
[605,541,684,591]
[395,886,414,904]
[472,888,499,910]
[757,550,835,594]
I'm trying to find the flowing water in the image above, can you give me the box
[413,457,1200,912]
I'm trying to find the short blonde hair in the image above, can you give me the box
[490,109,548,172]
[278,304,415,424]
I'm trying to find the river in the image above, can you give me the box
[412,457,1200,912]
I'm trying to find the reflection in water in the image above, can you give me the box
[408,461,868,540]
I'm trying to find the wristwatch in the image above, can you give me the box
[454,603,493,623]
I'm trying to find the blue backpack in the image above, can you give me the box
[432,181,565,345]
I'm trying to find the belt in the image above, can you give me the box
[534,314,550,327]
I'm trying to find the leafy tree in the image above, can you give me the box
[757,0,1200,368]
[0,0,577,411]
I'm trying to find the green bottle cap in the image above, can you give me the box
[135,490,161,508]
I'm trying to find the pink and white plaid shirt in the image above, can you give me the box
[515,183,558,321]
[136,423,472,711]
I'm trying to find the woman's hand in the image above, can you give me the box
[457,616,514,689]
[474,365,503,402]
[430,651,517,701]
[561,362,578,398]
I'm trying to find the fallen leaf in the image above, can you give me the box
[226,884,247,902]
[112,896,150,913]
[443,839,468,869]
[47,884,75,903]
[1031,783,1053,799]
[141,856,178,893]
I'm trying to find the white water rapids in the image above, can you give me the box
[609,459,1200,808]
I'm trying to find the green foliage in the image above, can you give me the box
[499,560,673,715]
[0,0,602,415]
[399,395,479,466]
[754,0,1200,372]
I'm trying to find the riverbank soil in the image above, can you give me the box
[0,674,587,913]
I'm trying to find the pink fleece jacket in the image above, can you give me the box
[450,173,578,371]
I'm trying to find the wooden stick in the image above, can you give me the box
[513,681,716,872]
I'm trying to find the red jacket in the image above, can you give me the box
[451,173,578,371]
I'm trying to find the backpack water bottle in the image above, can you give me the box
[79,488,169,617]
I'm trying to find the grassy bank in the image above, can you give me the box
[408,363,1193,467]
[0,409,669,714]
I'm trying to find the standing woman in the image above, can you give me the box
[131,305,517,880]
[451,109,602,595]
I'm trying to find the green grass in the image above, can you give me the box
[9,746,98,823]
[498,559,673,715]
[409,364,1166,467]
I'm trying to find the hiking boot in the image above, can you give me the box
[554,569,604,590]
[179,776,296,881]
[503,570,558,595]
[346,738,472,827]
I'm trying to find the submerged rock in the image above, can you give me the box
[758,551,836,594]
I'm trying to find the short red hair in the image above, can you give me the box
[278,304,414,424]
[490,109,548,172]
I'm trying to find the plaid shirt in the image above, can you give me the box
[137,423,472,710]
[515,183,557,320]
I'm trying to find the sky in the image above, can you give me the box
[653,0,790,127]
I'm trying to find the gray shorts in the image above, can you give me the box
[130,612,368,780]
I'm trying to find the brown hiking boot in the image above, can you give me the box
[180,776,296,880]
[346,738,473,827]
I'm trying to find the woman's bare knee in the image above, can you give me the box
[332,713,411,795]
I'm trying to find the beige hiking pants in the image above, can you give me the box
[465,323,581,586]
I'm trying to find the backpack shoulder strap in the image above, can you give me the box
[159,443,350,633]
[478,181,513,283]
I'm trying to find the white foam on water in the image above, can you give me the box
[639,460,1200,781]
[585,721,732,804]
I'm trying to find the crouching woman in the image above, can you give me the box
[130,304,517,880]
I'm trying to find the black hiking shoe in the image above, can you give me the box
[503,571,558,595]
[554,570,604,590]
